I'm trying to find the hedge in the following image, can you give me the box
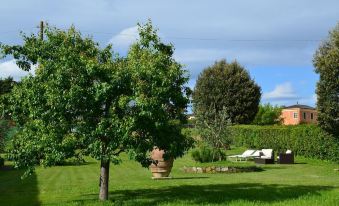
[228,125,339,162]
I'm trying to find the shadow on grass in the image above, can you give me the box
[0,165,40,206]
[58,161,96,167]
[81,183,333,205]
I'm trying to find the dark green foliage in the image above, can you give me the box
[0,157,4,167]
[0,120,11,153]
[229,125,339,162]
[0,120,6,152]
[252,104,282,125]
[0,77,17,121]
[0,77,16,95]
[191,143,226,163]
[0,119,18,154]
[313,23,339,138]
[193,59,261,124]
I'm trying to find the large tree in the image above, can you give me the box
[1,22,192,200]
[313,23,339,138]
[193,59,261,125]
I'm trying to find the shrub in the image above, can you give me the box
[229,125,339,162]
[191,143,227,163]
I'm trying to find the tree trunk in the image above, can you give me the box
[99,159,110,201]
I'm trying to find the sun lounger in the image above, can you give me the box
[228,149,257,162]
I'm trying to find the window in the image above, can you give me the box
[303,112,306,120]
[311,113,313,120]
[293,112,298,119]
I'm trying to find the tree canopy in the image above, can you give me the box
[193,60,261,125]
[0,21,192,200]
[252,104,282,125]
[313,23,339,138]
[0,77,17,119]
[0,77,16,96]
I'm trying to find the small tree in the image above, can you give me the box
[252,104,282,125]
[1,21,192,200]
[313,23,339,138]
[196,105,231,161]
[193,59,261,124]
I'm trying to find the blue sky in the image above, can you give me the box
[1,0,338,107]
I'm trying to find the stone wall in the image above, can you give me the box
[183,166,262,174]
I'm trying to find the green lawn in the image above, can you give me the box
[0,150,338,206]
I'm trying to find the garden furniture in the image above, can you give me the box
[228,149,259,162]
[277,150,294,164]
[254,149,274,164]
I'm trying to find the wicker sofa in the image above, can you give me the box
[254,149,274,164]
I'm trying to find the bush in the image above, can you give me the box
[229,125,339,162]
[191,143,227,163]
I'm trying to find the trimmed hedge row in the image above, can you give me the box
[228,125,339,162]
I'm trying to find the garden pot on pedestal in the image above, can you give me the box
[150,148,174,179]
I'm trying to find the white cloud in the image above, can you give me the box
[0,60,34,81]
[263,82,298,100]
[108,26,139,50]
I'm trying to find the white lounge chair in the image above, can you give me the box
[260,149,273,159]
[228,149,257,162]
[254,149,274,164]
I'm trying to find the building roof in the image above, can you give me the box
[283,104,316,110]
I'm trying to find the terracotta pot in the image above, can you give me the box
[150,148,174,178]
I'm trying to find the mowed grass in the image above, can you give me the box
[0,150,338,206]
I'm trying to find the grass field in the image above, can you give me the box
[0,149,338,206]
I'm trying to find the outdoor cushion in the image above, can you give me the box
[241,150,256,157]
[286,150,292,154]
[229,149,255,158]
[249,150,262,157]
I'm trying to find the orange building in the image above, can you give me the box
[281,104,318,125]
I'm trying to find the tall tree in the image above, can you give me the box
[193,59,261,125]
[313,23,339,137]
[1,21,192,200]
